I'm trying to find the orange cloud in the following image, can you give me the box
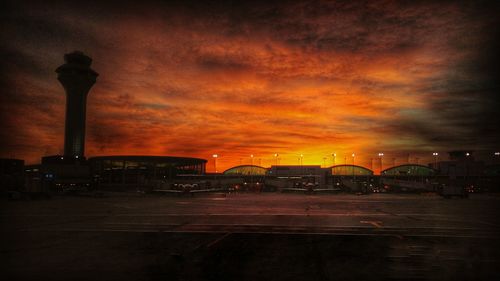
[2,1,499,173]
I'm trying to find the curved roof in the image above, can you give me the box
[89,155,207,165]
[330,164,373,176]
[382,164,435,176]
[223,165,268,175]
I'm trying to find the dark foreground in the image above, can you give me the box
[2,193,500,280]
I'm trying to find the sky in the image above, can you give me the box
[1,0,499,172]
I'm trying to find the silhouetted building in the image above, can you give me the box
[267,165,330,187]
[381,164,435,176]
[430,151,483,177]
[56,51,98,159]
[268,165,326,176]
[21,51,99,193]
[89,156,207,190]
[0,158,24,193]
[448,150,475,161]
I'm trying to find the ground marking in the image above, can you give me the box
[360,220,383,228]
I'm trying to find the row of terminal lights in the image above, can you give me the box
[59,155,81,160]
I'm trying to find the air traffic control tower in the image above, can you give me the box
[56,51,98,159]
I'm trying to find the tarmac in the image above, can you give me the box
[2,192,500,280]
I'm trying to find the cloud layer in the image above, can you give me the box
[1,0,499,172]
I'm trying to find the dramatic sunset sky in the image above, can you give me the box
[1,0,499,172]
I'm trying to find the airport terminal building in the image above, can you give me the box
[89,156,206,189]
[10,52,500,194]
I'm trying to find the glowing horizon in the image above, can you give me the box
[1,1,499,173]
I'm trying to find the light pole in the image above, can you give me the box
[433,152,439,169]
[332,153,337,187]
[212,154,218,173]
[299,154,304,176]
[378,153,384,173]
[212,154,218,185]
[250,154,254,188]
[274,153,279,165]
[323,157,327,167]
[351,153,355,178]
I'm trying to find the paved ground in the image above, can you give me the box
[2,193,500,280]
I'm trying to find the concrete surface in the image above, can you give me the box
[2,193,500,280]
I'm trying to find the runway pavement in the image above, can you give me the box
[2,193,500,280]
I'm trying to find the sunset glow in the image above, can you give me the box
[1,1,499,173]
